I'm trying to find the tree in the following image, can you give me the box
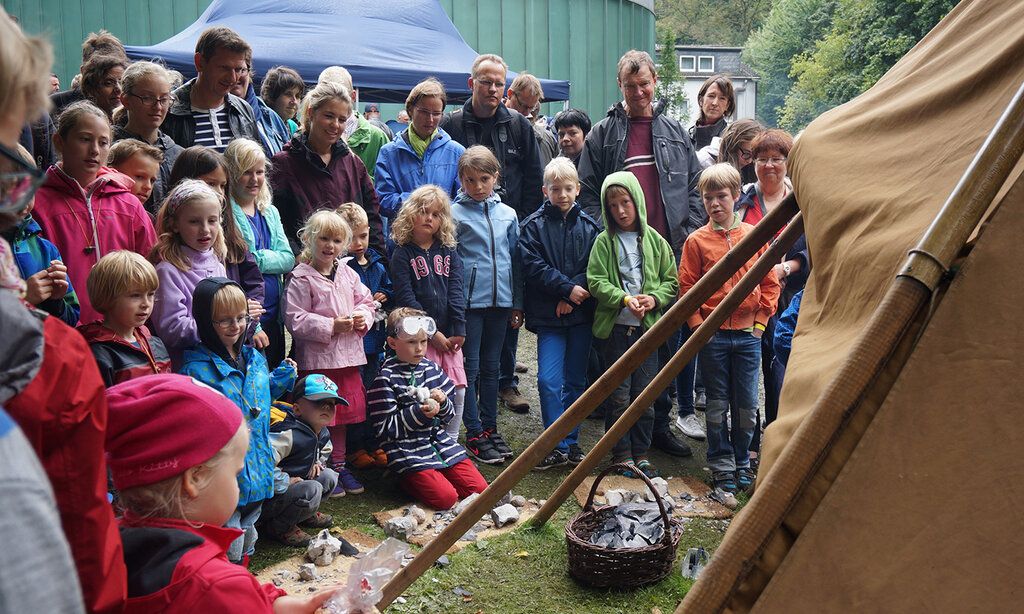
[656,31,690,124]
[655,0,772,46]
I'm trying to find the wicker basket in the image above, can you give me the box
[565,462,683,589]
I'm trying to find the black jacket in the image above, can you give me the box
[519,202,601,331]
[270,407,331,478]
[389,241,466,337]
[161,79,259,149]
[577,100,706,254]
[689,116,728,150]
[440,100,544,220]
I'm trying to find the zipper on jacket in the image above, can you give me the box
[484,202,498,305]
[467,265,478,310]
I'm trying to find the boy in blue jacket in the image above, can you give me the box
[519,158,601,470]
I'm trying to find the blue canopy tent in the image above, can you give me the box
[124,0,570,104]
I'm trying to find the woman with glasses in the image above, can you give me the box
[113,61,184,214]
[374,78,466,251]
[717,118,764,185]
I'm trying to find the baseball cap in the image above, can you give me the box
[294,373,349,405]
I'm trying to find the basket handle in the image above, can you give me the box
[583,462,675,545]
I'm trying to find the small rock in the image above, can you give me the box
[509,495,527,508]
[434,554,451,568]
[452,492,481,516]
[497,491,513,506]
[305,529,342,566]
[406,505,427,524]
[479,516,494,528]
[271,577,284,587]
[490,503,520,527]
[298,563,318,581]
[395,596,407,604]
[605,489,629,506]
[472,521,488,533]
[527,498,539,506]
[460,529,478,542]
[384,516,419,539]
[648,477,670,498]
[539,499,547,506]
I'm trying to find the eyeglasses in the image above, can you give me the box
[755,157,787,166]
[474,78,504,90]
[213,314,252,330]
[0,142,44,215]
[413,107,444,119]
[738,147,753,161]
[129,93,174,108]
[390,315,437,339]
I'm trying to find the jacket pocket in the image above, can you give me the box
[467,265,478,310]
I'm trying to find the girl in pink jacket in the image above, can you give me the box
[32,101,156,323]
[285,209,375,496]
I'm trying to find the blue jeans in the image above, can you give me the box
[463,308,510,435]
[600,324,657,460]
[261,469,338,535]
[536,324,591,453]
[499,322,520,390]
[700,330,761,474]
[226,499,264,562]
[653,327,699,430]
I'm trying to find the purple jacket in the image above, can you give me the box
[269,134,385,255]
[284,259,375,371]
[151,246,227,365]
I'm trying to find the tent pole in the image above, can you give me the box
[532,214,804,528]
[678,78,1024,614]
[376,196,800,610]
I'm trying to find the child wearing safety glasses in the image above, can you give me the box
[368,308,487,510]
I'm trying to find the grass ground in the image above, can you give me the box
[253,330,733,613]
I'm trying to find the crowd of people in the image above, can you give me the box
[0,9,807,613]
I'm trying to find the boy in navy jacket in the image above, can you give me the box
[519,157,601,469]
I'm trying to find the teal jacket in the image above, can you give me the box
[230,201,295,275]
[586,171,678,339]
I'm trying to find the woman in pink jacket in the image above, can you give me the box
[285,209,374,497]
[32,101,156,323]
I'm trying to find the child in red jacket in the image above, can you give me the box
[107,374,336,613]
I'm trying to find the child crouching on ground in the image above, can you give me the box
[106,374,335,613]
[678,163,780,495]
[79,251,171,387]
[587,171,678,479]
[263,375,356,548]
[180,278,297,563]
[368,308,488,510]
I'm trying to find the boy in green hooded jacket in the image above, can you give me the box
[586,171,678,477]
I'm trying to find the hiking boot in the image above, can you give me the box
[567,444,585,465]
[709,487,738,510]
[485,430,513,458]
[466,433,505,465]
[268,525,311,547]
[533,450,568,471]
[651,430,693,457]
[736,466,756,491]
[335,467,364,496]
[299,511,334,529]
[675,413,707,440]
[347,449,376,470]
[372,448,389,467]
[695,391,707,409]
[499,387,530,413]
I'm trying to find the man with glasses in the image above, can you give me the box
[505,72,558,170]
[162,26,259,152]
[441,54,545,415]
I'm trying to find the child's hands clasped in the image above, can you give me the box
[429,388,447,406]
[420,398,440,418]
[568,285,590,305]
[333,316,354,333]
[556,300,575,317]
[352,312,368,332]
[25,260,70,305]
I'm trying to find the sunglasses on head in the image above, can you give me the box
[0,142,44,216]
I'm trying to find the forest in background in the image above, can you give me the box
[656,0,957,130]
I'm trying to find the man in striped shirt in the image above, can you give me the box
[162,26,259,152]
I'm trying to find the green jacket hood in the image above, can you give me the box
[600,171,648,234]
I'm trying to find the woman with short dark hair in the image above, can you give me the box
[689,74,736,150]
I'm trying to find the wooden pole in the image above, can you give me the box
[531,214,804,527]
[377,197,800,609]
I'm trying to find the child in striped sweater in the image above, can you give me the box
[368,308,487,510]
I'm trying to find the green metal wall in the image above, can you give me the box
[5,0,653,121]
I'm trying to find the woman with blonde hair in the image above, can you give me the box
[269,81,384,255]
[225,137,294,365]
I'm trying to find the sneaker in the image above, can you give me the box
[486,430,514,458]
[736,467,756,491]
[567,444,585,465]
[336,467,365,495]
[695,391,707,409]
[709,487,738,510]
[712,471,738,494]
[268,525,312,547]
[372,448,389,467]
[675,413,707,440]
[533,450,568,471]
[466,433,505,465]
[636,459,659,479]
[514,361,529,374]
[651,430,693,457]
[299,511,334,529]
[347,449,376,470]
[499,387,530,413]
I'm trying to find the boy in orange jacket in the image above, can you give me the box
[678,163,780,497]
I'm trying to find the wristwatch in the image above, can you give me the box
[781,262,792,277]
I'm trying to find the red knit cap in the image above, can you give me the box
[106,374,243,490]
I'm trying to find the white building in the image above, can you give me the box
[670,45,759,123]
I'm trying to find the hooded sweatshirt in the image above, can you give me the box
[180,278,296,506]
[151,245,227,365]
[389,240,466,337]
[586,171,678,339]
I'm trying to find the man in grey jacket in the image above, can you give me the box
[577,50,707,456]
[161,26,259,152]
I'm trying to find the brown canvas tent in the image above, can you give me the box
[679,0,1024,611]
